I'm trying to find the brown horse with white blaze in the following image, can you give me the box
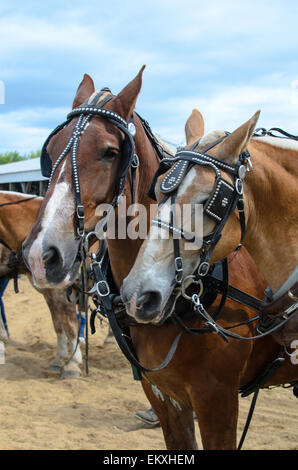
[0,190,83,377]
[23,69,297,449]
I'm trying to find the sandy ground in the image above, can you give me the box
[0,276,297,451]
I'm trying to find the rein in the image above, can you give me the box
[0,196,38,208]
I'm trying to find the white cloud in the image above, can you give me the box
[150,83,298,144]
[0,107,68,152]
[1,82,298,153]
[0,16,106,56]
[1,2,298,152]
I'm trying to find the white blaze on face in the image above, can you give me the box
[27,162,75,286]
[139,169,197,280]
[124,169,199,314]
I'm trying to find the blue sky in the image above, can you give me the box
[1,0,298,152]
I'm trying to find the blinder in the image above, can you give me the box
[160,160,191,194]
[40,120,70,178]
[203,177,236,224]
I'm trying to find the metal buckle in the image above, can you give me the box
[191,294,202,311]
[246,157,253,172]
[238,164,246,180]
[174,257,184,272]
[77,223,85,237]
[96,280,110,297]
[131,154,139,168]
[206,321,219,334]
[283,301,298,317]
[77,205,85,219]
[288,290,298,302]
[235,178,243,195]
[83,231,98,257]
[197,262,210,277]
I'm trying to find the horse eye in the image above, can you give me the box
[102,148,119,160]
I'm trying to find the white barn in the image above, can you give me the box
[0,158,48,195]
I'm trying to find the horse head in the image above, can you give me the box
[23,67,145,289]
[122,109,260,323]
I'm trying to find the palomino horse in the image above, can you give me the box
[0,190,83,377]
[23,69,297,449]
[122,110,298,348]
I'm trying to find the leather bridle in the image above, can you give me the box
[151,134,249,286]
[41,89,138,238]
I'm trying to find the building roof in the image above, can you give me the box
[0,158,48,183]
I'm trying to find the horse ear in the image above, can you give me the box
[72,74,95,109]
[217,110,261,164]
[113,65,145,120]
[185,109,205,147]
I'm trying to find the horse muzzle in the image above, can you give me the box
[23,236,81,289]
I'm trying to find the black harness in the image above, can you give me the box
[152,146,247,280]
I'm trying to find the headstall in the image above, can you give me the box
[151,134,251,285]
[40,89,137,238]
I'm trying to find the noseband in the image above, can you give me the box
[151,134,251,284]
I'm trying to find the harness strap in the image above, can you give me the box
[254,127,298,140]
[91,259,183,373]
[237,347,285,450]
[0,196,38,207]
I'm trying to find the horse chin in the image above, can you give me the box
[43,257,81,289]
[152,291,179,325]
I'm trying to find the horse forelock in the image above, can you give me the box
[194,130,225,152]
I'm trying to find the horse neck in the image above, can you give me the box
[106,115,160,287]
[0,193,42,251]
[243,140,298,292]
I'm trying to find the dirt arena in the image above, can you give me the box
[0,276,297,450]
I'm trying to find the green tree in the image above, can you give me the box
[0,150,40,165]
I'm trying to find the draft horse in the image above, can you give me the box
[23,68,297,449]
[122,110,298,347]
[0,191,83,377]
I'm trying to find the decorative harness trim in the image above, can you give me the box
[153,146,247,282]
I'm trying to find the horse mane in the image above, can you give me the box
[154,135,175,157]
[251,137,298,178]
[194,130,298,178]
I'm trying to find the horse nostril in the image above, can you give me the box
[136,290,162,313]
[137,292,151,308]
[42,247,59,263]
